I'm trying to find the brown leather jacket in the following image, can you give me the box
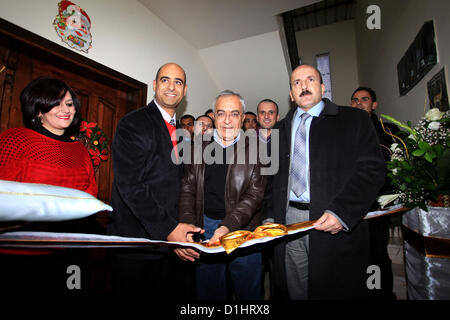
[178,136,267,232]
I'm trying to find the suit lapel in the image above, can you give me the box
[283,107,298,210]
[147,100,175,152]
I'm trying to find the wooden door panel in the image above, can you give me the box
[95,98,115,201]
[0,37,33,131]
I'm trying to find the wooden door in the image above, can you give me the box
[0,18,147,217]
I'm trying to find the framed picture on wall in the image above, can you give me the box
[398,20,437,96]
[427,67,449,112]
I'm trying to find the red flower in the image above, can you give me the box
[80,121,96,138]
[89,149,108,167]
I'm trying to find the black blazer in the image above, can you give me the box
[262,98,386,299]
[107,100,183,254]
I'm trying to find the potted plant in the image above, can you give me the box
[380,108,450,300]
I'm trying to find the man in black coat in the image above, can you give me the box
[107,63,201,298]
[262,65,386,300]
[351,87,399,300]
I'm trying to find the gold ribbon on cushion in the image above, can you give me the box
[219,223,291,254]
[253,223,288,236]
[220,230,252,254]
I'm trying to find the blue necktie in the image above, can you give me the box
[291,113,310,197]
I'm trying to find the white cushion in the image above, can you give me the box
[0,180,112,222]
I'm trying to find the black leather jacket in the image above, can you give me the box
[178,136,267,232]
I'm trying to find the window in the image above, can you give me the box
[316,53,332,101]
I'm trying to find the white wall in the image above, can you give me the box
[295,19,360,107]
[198,31,292,118]
[0,0,218,118]
[355,0,450,123]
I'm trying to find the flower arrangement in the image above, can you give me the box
[380,108,450,210]
[72,120,109,169]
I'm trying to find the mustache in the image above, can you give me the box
[300,90,312,97]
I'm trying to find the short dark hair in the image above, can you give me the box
[204,109,214,116]
[352,87,377,102]
[20,77,81,135]
[257,99,279,115]
[180,114,195,122]
[244,111,256,117]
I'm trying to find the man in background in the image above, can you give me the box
[194,115,213,137]
[256,99,279,144]
[180,114,195,138]
[243,111,258,131]
[351,86,398,300]
[205,108,215,121]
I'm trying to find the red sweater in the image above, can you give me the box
[0,127,97,197]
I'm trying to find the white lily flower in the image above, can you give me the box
[428,121,440,130]
[390,143,399,152]
[377,194,400,208]
[424,108,444,121]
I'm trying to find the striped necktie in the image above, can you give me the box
[291,113,311,197]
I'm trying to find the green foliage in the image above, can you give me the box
[381,109,450,210]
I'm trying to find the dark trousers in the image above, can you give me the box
[369,216,396,300]
[109,249,195,299]
[195,215,263,300]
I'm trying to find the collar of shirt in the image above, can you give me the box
[295,100,325,119]
[257,129,271,143]
[289,100,325,202]
[153,99,176,125]
[213,129,241,148]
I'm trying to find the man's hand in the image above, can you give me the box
[313,212,343,235]
[208,225,230,245]
[168,223,204,262]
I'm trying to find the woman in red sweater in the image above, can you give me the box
[0,77,99,297]
[0,77,97,196]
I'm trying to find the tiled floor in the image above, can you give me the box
[389,243,407,300]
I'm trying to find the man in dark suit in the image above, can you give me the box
[107,63,202,298]
[262,65,386,299]
[351,86,398,300]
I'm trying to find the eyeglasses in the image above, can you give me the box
[351,97,371,103]
[215,111,242,119]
